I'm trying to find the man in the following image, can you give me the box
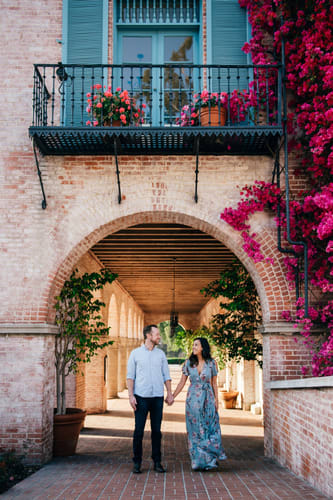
[127,324,174,474]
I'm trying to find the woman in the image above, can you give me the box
[172,337,227,470]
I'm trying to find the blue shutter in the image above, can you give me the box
[67,0,104,64]
[210,0,249,92]
[63,0,107,125]
[211,0,247,65]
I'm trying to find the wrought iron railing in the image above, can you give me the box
[31,63,282,130]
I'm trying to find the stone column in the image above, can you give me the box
[84,345,108,414]
[117,339,128,392]
[107,339,119,398]
[240,359,256,411]
[0,323,58,464]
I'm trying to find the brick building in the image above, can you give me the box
[0,0,332,497]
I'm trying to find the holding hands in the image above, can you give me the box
[165,392,174,405]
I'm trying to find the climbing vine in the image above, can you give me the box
[221,0,333,376]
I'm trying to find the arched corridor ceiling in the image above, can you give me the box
[90,223,236,315]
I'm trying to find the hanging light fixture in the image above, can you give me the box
[170,257,178,337]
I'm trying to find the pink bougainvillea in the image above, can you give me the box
[221,0,333,376]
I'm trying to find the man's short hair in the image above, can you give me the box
[143,324,158,339]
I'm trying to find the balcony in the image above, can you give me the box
[29,63,283,156]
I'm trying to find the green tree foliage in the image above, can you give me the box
[158,320,185,358]
[174,325,213,358]
[201,261,263,368]
[54,268,118,414]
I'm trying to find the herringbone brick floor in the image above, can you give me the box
[3,366,329,499]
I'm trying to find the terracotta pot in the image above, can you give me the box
[53,408,86,457]
[220,390,239,409]
[200,107,226,126]
[103,119,121,126]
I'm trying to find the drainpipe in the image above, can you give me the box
[280,18,309,316]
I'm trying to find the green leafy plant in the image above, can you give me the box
[0,452,39,494]
[158,320,185,359]
[201,260,263,376]
[174,325,214,358]
[54,268,118,415]
[166,357,186,364]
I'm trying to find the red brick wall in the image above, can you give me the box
[0,335,54,464]
[267,335,313,381]
[84,350,108,414]
[270,387,333,498]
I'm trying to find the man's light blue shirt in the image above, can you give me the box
[127,344,171,398]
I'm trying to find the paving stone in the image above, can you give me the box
[2,382,329,500]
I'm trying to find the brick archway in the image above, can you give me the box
[47,211,294,324]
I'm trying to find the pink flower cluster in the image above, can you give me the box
[86,85,145,126]
[220,0,333,376]
[177,89,257,126]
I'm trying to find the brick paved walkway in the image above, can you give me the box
[3,366,329,499]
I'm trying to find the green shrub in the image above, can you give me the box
[0,452,39,494]
[167,357,186,364]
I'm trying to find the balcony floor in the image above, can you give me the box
[29,126,282,156]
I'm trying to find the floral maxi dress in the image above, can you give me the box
[182,359,227,470]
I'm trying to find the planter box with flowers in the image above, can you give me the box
[178,89,256,127]
[86,85,146,126]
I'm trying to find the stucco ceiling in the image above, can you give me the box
[90,223,236,316]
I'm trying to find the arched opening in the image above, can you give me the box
[47,211,293,328]
[43,210,296,465]
[57,219,275,417]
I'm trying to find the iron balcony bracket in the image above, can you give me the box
[113,138,122,204]
[33,138,47,209]
[194,136,200,203]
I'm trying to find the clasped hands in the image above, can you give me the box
[129,393,174,409]
[165,393,174,406]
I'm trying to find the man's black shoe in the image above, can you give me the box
[133,463,142,474]
[154,462,166,473]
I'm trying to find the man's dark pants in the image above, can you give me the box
[133,395,164,465]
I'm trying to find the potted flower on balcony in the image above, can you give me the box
[86,85,146,126]
[178,89,256,127]
[194,89,228,126]
[53,268,117,456]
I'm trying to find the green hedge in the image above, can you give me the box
[167,358,186,364]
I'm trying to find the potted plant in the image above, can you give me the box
[53,268,117,456]
[201,260,263,408]
[178,89,256,127]
[86,85,146,126]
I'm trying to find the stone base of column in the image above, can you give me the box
[0,323,58,464]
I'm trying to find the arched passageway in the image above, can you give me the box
[46,211,301,452]
[64,219,269,419]
[2,209,312,474]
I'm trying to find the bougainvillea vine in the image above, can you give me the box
[220,0,333,376]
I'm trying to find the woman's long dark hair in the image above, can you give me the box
[189,337,212,367]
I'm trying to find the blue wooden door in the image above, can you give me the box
[118,30,198,125]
